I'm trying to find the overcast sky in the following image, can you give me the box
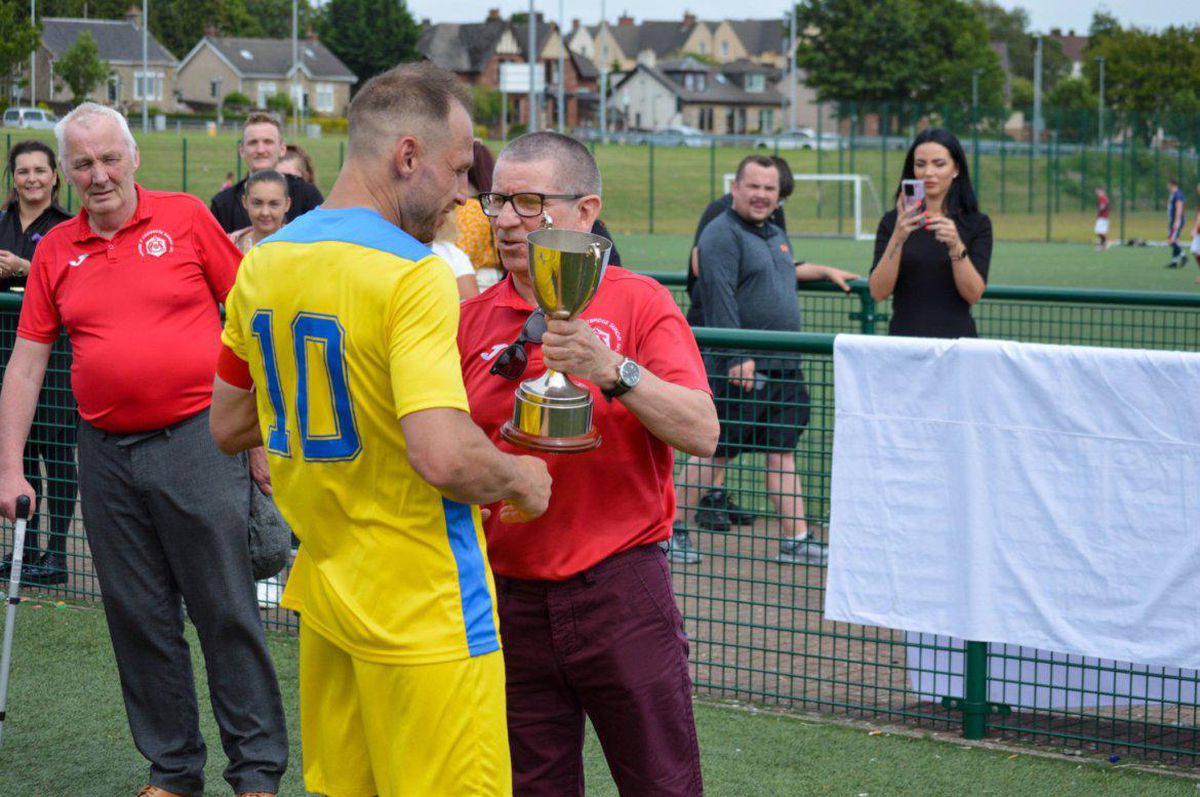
[406,0,1197,34]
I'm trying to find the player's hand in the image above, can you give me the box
[541,318,621,390]
[248,446,272,497]
[0,470,36,522]
[926,216,964,254]
[500,456,551,523]
[728,359,756,392]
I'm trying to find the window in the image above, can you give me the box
[133,70,163,101]
[257,81,277,107]
[759,108,774,132]
[315,83,335,113]
[745,74,765,93]
[108,75,120,103]
[698,42,707,54]
[721,41,729,58]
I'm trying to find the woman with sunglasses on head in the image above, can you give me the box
[0,140,77,585]
[869,128,992,338]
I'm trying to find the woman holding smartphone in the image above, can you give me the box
[0,139,76,585]
[869,128,992,337]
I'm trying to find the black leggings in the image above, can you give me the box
[22,421,79,555]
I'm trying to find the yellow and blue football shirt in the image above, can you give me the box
[222,206,500,664]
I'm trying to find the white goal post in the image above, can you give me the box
[722,173,882,241]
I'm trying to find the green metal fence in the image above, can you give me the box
[2,285,1198,765]
[7,101,1198,244]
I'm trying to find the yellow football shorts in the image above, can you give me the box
[298,621,511,797]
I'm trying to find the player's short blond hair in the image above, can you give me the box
[347,62,471,160]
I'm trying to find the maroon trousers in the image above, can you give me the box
[495,544,704,797]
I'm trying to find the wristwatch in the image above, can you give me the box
[603,357,641,400]
[952,247,969,261]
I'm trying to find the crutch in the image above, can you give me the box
[0,495,33,745]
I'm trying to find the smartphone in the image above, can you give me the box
[901,179,925,211]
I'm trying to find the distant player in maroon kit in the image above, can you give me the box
[1094,186,1110,251]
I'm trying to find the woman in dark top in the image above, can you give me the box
[0,139,76,585]
[869,128,992,338]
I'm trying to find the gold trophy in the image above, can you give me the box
[500,228,612,453]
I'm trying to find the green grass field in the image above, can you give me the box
[0,603,1195,796]
[4,126,1193,246]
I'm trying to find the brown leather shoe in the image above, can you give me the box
[136,786,186,797]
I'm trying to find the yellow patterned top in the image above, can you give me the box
[454,200,500,271]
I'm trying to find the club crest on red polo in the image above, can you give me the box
[138,229,175,259]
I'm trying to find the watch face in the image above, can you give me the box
[619,358,641,389]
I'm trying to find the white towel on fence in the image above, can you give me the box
[824,334,1200,670]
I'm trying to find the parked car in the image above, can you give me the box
[648,125,709,147]
[754,127,841,151]
[2,107,58,129]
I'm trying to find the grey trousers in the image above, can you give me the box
[77,409,288,796]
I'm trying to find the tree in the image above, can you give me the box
[56,30,109,105]
[794,0,1002,123]
[0,0,40,103]
[151,0,256,58]
[794,0,922,108]
[971,1,1071,94]
[316,0,421,91]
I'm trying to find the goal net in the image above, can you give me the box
[722,173,884,241]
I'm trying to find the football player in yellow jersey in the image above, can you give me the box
[209,63,552,797]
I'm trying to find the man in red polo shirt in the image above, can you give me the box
[457,131,718,796]
[0,103,287,797]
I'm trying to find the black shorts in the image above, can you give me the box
[711,368,810,459]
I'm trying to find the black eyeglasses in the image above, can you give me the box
[478,192,585,218]
[489,310,548,380]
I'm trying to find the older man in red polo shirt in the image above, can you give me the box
[0,103,287,797]
[457,131,719,796]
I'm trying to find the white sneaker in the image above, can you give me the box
[256,574,283,608]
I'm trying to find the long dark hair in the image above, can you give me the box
[468,140,495,194]
[898,128,978,217]
[6,139,61,207]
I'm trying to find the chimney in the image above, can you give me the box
[683,12,696,26]
[204,24,221,38]
[306,25,318,42]
[487,7,500,21]
[618,13,634,26]
[1068,28,1076,36]
[125,4,142,28]
[1049,27,1062,37]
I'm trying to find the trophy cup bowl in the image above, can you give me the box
[500,228,612,453]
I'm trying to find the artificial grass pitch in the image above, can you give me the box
[0,602,1194,795]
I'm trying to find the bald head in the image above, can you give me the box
[347,62,471,160]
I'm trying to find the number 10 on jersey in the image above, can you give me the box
[250,309,362,461]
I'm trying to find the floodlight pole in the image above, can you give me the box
[292,0,299,135]
[141,0,148,133]
[30,0,36,106]
[598,0,607,139]
[1032,34,1043,145]
[788,5,796,131]
[1096,56,1105,143]
[528,0,538,132]
[557,0,565,132]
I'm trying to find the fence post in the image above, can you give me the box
[1119,138,1127,242]
[1080,142,1088,213]
[648,141,655,234]
[1045,132,1054,242]
[999,141,1006,214]
[339,141,345,172]
[66,184,73,214]
[857,288,878,335]
[709,137,716,202]
[963,641,990,739]
[181,138,188,194]
[1027,127,1035,214]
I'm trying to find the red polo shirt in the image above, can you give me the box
[457,267,711,580]
[18,186,242,433]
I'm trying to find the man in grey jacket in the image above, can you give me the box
[672,154,857,565]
